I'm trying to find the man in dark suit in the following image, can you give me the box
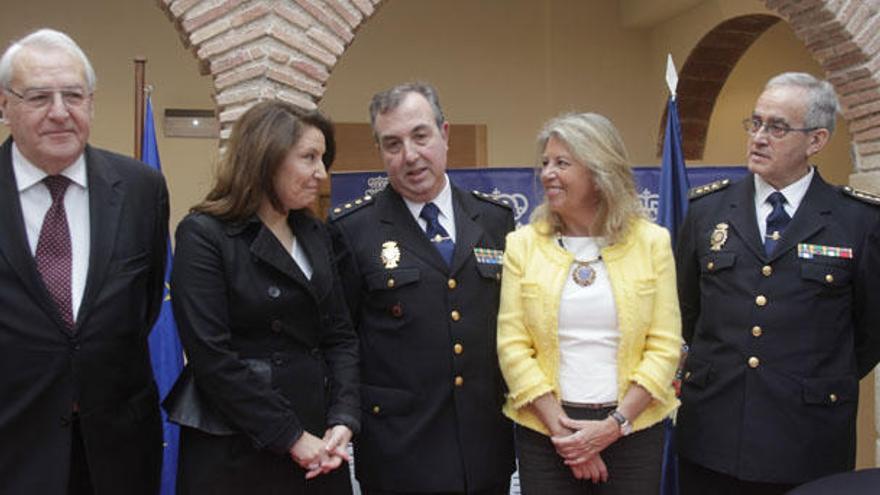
[328,82,516,494]
[675,72,880,495]
[0,29,168,494]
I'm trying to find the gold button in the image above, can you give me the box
[454,375,464,386]
[829,393,838,403]
[755,295,767,307]
[386,278,395,288]
[451,310,461,321]
[707,261,715,271]
[748,356,760,368]
[825,274,834,283]
[684,371,692,380]
[447,278,457,289]
[751,325,762,337]
[372,405,380,414]
[496,272,501,281]
[453,343,463,355]
[762,265,772,277]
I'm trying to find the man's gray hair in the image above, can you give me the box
[0,29,97,92]
[765,72,839,134]
[369,82,445,140]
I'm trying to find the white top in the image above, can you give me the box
[12,143,90,321]
[290,236,313,281]
[753,166,813,240]
[401,174,456,242]
[556,235,619,403]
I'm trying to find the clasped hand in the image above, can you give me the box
[551,415,621,483]
[289,425,352,480]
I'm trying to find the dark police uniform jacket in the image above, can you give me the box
[675,171,880,484]
[328,183,516,493]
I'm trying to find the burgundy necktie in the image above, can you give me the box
[35,175,74,329]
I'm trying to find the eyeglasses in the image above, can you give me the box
[4,87,90,110]
[742,117,818,139]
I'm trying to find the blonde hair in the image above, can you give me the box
[530,112,643,244]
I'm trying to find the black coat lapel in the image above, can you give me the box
[767,173,831,262]
[377,187,449,272]
[450,187,482,274]
[290,211,330,300]
[76,146,124,331]
[0,138,61,321]
[725,177,767,260]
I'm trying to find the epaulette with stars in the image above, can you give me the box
[471,190,513,210]
[841,185,880,206]
[328,194,374,221]
[688,179,731,200]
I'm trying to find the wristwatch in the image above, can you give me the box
[609,409,633,436]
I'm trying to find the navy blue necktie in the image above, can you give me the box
[764,191,791,255]
[420,202,454,266]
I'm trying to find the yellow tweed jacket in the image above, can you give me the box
[497,218,682,435]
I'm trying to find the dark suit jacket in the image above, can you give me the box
[675,171,880,484]
[0,138,169,494]
[329,184,516,493]
[168,210,359,492]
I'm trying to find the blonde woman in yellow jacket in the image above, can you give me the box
[498,113,682,494]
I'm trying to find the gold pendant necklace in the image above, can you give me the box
[557,235,602,287]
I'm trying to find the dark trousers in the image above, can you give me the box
[361,481,510,495]
[679,457,797,495]
[68,415,94,495]
[515,406,665,495]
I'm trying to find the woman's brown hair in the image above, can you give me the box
[193,100,335,221]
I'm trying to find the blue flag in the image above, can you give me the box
[658,96,690,246]
[657,96,689,495]
[142,97,184,495]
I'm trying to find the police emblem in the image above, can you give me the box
[380,241,401,269]
[709,223,728,251]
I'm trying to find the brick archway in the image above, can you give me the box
[659,14,781,160]
[159,0,880,178]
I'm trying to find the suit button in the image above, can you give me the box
[755,295,767,307]
[447,278,457,290]
[270,320,283,333]
[267,286,281,298]
[386,278,395,288]
[372,405,381,414]
[825,274,834,283]
[706,261,715,271]
[684,371,692,380]
[751,325,762,337]
[762,265,772,277]
[453,343,463,355]
[748,356,760,368]
[450,310,461,322]
[829,393,838,403]
[454,375,464,387]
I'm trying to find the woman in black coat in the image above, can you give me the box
[165,101,359,494]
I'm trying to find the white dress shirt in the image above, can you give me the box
[754,166,813,240]
[402,174,457,242]
[12,143,90,321]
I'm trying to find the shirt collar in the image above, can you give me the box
[403,173,453,221]
[754,166,813,211]
[12,142,88,192]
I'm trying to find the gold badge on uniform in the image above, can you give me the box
[380,241,401,269]
[709,223,729,251]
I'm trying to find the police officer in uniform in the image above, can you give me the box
[328,83,515,494]
[675,72,880,495]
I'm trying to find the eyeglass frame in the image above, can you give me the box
[2,86,92,111]
[742,117,820,139]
